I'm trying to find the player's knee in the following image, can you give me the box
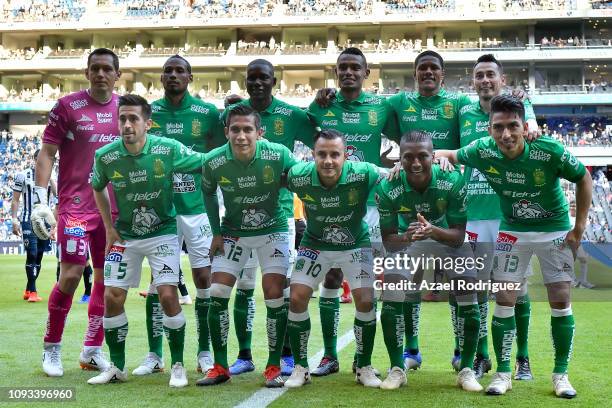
[353,288,374,311]
[289,284,311,311]
[192,267,211,288]
[210,282,233,299]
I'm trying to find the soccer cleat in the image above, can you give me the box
[473,356,492,379]
[79,294,90,304]
[23,290,31,300]
[579,280,595,289]
[403,350,422,370]
[310,356,339,377]
[281,355,295,376]
[229,358,255,375]
[42,344,63,377]
[196,363,231,386]
[552,373,577,399]
[87,363,127,384]
[79,348,110,371]
[352,360,381,376]
[138,291,148,298]
[486,372,512,395]
[451,354,461,372]
[197,351,214,373]
[132,352,164,375]
[169,362,188,388]
[263,365,285,388]
[380,366,407,390]
[27,292,43,302]
[356,365,382,388]
[457,367,483,392]
[179,295,193,305]
[340,280,352,303]
[284,364,311,388]
[514,357,533,380]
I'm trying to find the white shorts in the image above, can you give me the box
[177,213,213,268]
[212,232,290,278]
[493,230,574,284]
[240,218,295,276]
[365,205,385,258]
[291,246,374,290]
[104,234,180,290]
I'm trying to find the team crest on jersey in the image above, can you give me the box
[191,119,201,137]
[273,118,284,136]
[241,208,270,229]
[154,159,165,178]
[262,165,275,184]
[132,206,162,235]
[436,198,447,214]
[322,224,354,245]
[347,188,359,206]
[533,168,546,187]
[368,110,378,126]
[442,102,454,119]
[345,145,364,162]
[512,200,553,219]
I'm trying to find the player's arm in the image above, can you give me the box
[294,108,317,149]
[376,183,410,251]
[10,175,23,236]
[523,99,540,141]
[559,148,592,250]
[201,161,223,256]
[30,143,59,239]
[207,110,227,151]
[170,139,206,173]
[313,87,337,108]
[91,155,122,254]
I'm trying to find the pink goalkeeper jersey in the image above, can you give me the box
[43,90,120,215]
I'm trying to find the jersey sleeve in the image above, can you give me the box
[376,181,398,232]
[201,159,221,235]
[446,175,468,226]
[457,93,473,111]
[282,144,299,172]
[12,172,25,192]
[366,163,382,192]
[524,99,536,121]
[558,145,587,182]
[171,140,206,173]
[206,110,227,151]
[42,100,70,146]
[456,139,484,169]
[293,107,317,149]
[306,101,322,130]
[382,100,401,144]
[91,152,109,192]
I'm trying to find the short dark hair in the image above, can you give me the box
[474,54,503,73]
[314,129,345,146]
[400,130,433,146]
[87,48,119,72]
[414,50,444,71]
[226,104,261,129]
[490,95,525,121]
[247,58,274,74]
[164,54,191,73]
[338,47,367,68]
[118,94,152,120]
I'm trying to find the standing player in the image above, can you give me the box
[284,129,381,389]
[437,95,591,398]
[11,149,54,302]
[89,94,205,387]
[221,59,316,376]
[132,55,224,376]
[197,105,297,388]
[32,48,121,376]
[307,47,399,376]
[376,131,481,391]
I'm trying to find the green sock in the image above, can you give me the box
[234,288,255,353]
[515,294,531,359]
[491,313,516,373]
[104,315,128,371]
[476,300,490,359]
[288,314,310,368]
[208,296,230,368]
[195,295,210,353]
[403,301,421,351]
[164,314,186,366]
[354,312,376,368]
[265,299,288,367]
[381,301,405,368]
[458,304,480,369]
[551,313,575,374]
[319,296,339,359]
[146,294,163,358]
[449,298,460,352]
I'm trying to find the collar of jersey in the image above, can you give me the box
[224,139,261,163]
[415,87,446,101]
[401,164,439,193]
[310,161,349,188]
[159,93,193,111]
[247,96,279,114]
[335,90,367,105]
[119,133,152,156]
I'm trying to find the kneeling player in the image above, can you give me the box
[284,130,381,389]
[89,95,205,387]
[376,131,481,391]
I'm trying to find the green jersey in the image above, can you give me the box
[456,136,586,232]
[150,93,224,215]
[376,165,467,234]
[221,97,316,218]
[388,88,472,150]
[92,135,205,240]
[202,139,298,237]
[287,161,379,251]
[459,99,536,221]
[307,90,400,206]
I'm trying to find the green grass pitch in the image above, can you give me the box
[1,254,611,407]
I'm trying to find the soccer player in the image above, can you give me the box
[132,55,224,376]
[197,104,298,388]
[436,95,592,398]
[88,94,205,387]
[307,47,399,376]
[11,149,54,302]
[32,48,121,377]
[460,54,538,379]
[221,59,316,377]
[284,129,381,388]
[376,131,481,391]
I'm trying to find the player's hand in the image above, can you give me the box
[511,88,529,102]
[11,218,21,237]
[105,227,124,256]
[31,204,56,240]
[563,228,583,258]
[224,94,244,107]
[435,156,454,172]
[314,88,336,108]
[411,213,432,241]
[209,235,225,260]
[380,146,396,169]
[387,161,401,180]
[526,120,542,142]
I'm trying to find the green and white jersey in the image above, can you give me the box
[456,136,586,232]
[150,94,224,215]
[221,97,316,218]
[202,139,298,237]
[307,90,400,206]
[92,135,205,240]
[376,165,467,233]
[387,88,472,150]
[287,161,379,251]
[459,99,536,221]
